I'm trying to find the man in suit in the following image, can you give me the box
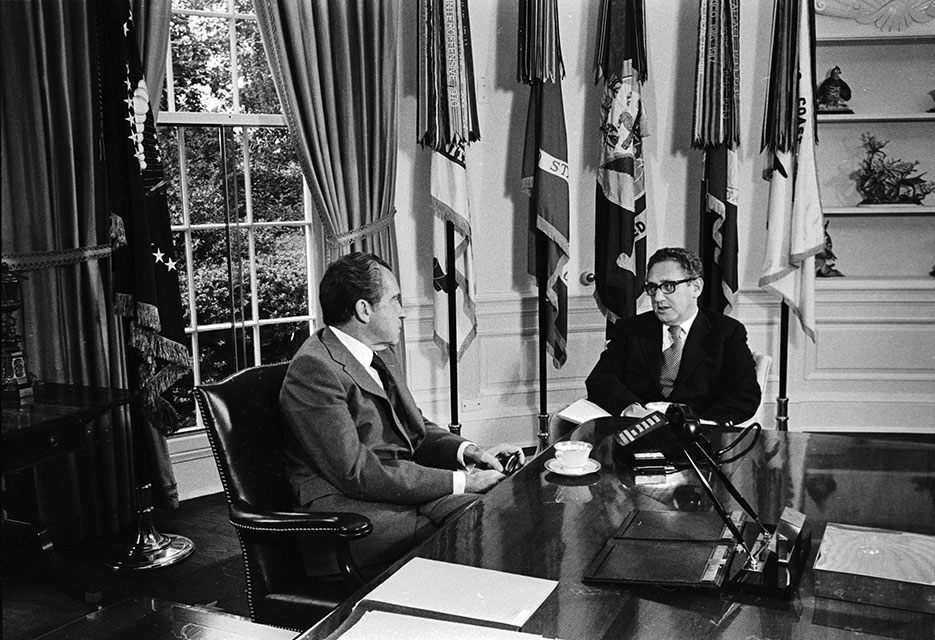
[281,252,523,575]
[586,247,760,426]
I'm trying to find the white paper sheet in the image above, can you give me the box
[363,558,557,628]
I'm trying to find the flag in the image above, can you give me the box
[418,0,480,363]
[693,0,740,314]
[593,0,648,325]
[522,79,570,368]
[758,0,824,341]
[431,142,477,360]
[101,6,191,435]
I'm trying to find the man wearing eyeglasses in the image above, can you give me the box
[586,247,760,426]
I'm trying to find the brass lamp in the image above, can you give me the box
[1,262,33,401]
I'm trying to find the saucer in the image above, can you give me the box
[544,458,601,477]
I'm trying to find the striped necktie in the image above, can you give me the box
[660,325,683,398]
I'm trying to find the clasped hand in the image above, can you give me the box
[463,444,525,493]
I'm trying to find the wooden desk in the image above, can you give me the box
[302,422,935,640]
[2,383,135,593]
[35,596,298,639]
[2,383,134,474]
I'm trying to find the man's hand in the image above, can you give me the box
[464,443,526,473]
[464,469,505,493]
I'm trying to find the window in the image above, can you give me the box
[158,0,316,430]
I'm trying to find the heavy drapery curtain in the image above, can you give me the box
[1,0,176,540]
[254,0,401,275]
[1,0,130,538]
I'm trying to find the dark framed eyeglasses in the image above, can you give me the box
[642,277,696,296]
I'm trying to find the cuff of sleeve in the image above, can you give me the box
[456,441,476,470]
[452,470,466,495]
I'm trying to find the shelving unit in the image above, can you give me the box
[812,13,934,280]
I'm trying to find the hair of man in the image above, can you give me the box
[319,251,393,326]
[647,247,704,280]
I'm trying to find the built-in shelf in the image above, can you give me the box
[818,113,935,124]
[824,205,935,216]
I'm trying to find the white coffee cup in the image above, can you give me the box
[554,440,592,468]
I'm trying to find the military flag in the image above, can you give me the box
[693,0,741,314]
[518,0,569,369]
[759,0,824,341]
[418,0,480,364]
[593,0,648,325]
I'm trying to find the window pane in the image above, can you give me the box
[191,227,251,325]
[255,226,309,319]
[159,126,184,226]
[173,230,192,326]
[249,127,303,222]
[260,321,311,366]
[237,18,279,114]
[169,13,233,113]
[183,127,228,225]
[197,327,256,384]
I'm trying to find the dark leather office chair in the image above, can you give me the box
[194,363,372,631]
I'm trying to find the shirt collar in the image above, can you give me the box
[330,326,376,369]
[662,309,699,347]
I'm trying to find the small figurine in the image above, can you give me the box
[815,222,844,278]
[817,66,853,114]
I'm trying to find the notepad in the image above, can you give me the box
[362,558,558,630]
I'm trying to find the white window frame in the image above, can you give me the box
[160,2,318,433]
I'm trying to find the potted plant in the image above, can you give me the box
[851,133,935,205]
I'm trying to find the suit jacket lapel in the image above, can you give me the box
[321,329,416,453]
[676,310,711,390]
[637,316,664,395]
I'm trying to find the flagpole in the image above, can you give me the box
[536,232,550,452]
[776,302,789,431]
[445,221,461,435]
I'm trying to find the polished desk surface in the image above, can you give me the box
[35,596,299,639]
[303,422,935,640]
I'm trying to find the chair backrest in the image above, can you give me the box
[195,363,293,511]
[741,351,773,429]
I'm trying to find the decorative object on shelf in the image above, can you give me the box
[817,66,853,113]
[930,262,935,277]
[1,262,34,401]
[816,222,844,278]
[852,132,935,205]
[929,89,935,113]
[815,0,935,33]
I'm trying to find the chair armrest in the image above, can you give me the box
[229,500,372,541]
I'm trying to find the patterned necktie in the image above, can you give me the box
[660,325,683,398]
